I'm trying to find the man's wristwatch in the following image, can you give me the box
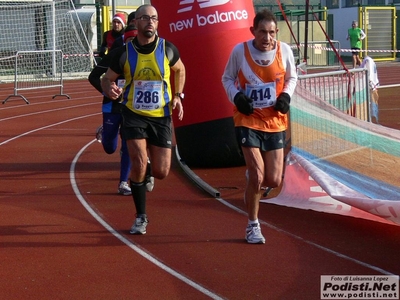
[175,92,185,101]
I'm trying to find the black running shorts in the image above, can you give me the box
[121,106,172,148]
[351,47,361,55]
[235,126,286,151]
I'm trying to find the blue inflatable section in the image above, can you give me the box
[292,147,400,201]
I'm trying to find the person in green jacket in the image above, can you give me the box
[347,20,366,68]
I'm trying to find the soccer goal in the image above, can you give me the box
[0,0,94,102]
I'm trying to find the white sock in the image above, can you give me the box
[248,219,259,226]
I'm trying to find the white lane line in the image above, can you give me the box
[0,102,99,122]
[6,110,394,295]
[215,197,396,276]
[3,112,223,299]
[379,84,400,89]
[176,146,396,276]
[0,113,100,146]
[70,140,224,300]
[0,94,96,111]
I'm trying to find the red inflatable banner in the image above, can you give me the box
[150,0,255,167]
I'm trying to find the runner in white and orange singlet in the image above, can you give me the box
[222,9,297,244]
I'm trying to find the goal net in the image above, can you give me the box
[0,0,93,82]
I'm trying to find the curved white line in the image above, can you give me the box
[214,197,396,276]
[176,145,397,275]
[0,102,99,122]
[379,83,400,89]
[70,140,224,300]
[1,108,222,297]
[0,113,100,146]
[5,108,396,294]
[0,92,96,111]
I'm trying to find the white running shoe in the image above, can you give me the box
[95,125,103,143]
[245,223,266,244]
[145,159,154,192]
[117,181,131,196]
[146,176,154,192]
[129,216,148,235]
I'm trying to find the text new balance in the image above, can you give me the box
[169,9,248,32]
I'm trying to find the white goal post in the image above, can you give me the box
[0,0,94,85]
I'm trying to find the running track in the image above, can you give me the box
[1,62,399,299]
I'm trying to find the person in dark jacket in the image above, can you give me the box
[98,12,126,58]
[89,25,154,196]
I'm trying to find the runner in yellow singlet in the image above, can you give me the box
[101,4,186,235]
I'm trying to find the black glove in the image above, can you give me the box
[98,46,107,58]
[274,92,291,114]
[234,92,253,116]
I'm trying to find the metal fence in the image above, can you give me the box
[293,40,342,69]
[297,67,370,121]
[2,50,70,104]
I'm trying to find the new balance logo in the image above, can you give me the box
[178,0,230,13]
[170,0,249,33]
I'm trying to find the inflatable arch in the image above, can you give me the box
[151,0,255,167]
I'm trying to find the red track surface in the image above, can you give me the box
[1,63,399,299]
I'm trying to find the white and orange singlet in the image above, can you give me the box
[235,41,287,133]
